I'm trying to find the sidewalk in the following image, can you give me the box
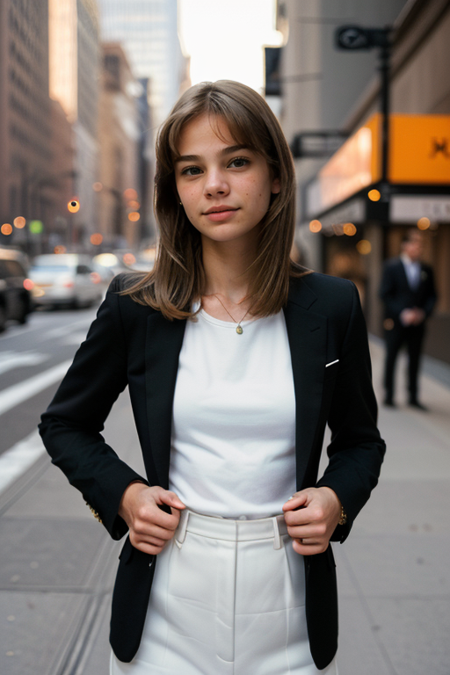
[1,341,449,674]
[335,340,450,675]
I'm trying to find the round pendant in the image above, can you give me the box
[236,325,243,335]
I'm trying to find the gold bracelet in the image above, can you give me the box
[338,505,347,526]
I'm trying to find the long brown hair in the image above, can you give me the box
[122,80,309,319]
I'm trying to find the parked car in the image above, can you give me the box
[0,247,33,332]
[29,254,103,309]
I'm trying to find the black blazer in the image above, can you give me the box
[38,272,385,670]
[379,258,437,323]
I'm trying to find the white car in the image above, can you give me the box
[29,254,103,309]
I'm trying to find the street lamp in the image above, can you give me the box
[335,25,392,189]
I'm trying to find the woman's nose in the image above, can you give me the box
[204,169,229,196]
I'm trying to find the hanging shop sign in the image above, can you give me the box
[307,114,450,217]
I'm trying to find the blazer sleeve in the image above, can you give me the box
[316,282,386,543]
[38,276,148,540]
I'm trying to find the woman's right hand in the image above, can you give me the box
[118,483,186,555]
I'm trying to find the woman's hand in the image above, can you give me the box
[118,482,186,555]
[282,487,341,556]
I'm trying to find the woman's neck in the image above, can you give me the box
[201,238,257,304]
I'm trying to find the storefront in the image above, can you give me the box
[303,113,450,362]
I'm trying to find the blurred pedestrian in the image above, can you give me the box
[39,80,385,674]
[379,229,437,409]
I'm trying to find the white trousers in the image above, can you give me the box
[111,510,338,675]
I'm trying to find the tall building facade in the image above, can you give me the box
[0,0,53,252]
[96,0,187,131]
[49,0,100,250]
[98,43,141,249]
[277,0,450,363]
[73,0,101,247]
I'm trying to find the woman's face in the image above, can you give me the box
[174,114,280,247]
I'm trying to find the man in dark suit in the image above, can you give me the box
[379,229,437,409]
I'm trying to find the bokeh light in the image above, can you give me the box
[343,222,357,236]
[54,245,67,254]
[309,219,322,233]
[14,216,26,229]
[94,253,119,268]
[23,278,34,291]
[356,239,372,255]
[68,199,80,213]
[123,253,136,265]
[93,182,103,192]
[368,189,381,202]
[128,211,140,222]
[1,223,13,235]
[90,233,103,245]
[417,217,431,230]
[124,188,138,201]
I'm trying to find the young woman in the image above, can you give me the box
[39,80,386,674]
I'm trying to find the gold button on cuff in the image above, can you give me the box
[338,506,347,526]
[86,502,103,524]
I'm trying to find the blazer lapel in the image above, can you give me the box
[283,280,327,490]
[145,313,186,488]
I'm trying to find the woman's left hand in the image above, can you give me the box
[282,487,342,556]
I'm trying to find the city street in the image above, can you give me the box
[0,309,449,675]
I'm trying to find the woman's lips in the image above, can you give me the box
[203,208,239,222]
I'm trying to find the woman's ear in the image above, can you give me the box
[271,176,281,194]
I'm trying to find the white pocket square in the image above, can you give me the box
[325,359,339,368]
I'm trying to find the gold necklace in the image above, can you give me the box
[210,294,253,335]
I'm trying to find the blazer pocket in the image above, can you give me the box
[324,360,340,381]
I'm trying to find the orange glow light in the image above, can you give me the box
[128,200,140,209]
[123,253,136,265]
[368,189,381,202]
[357,240,372,255]
[90,272,101,284]
[343,222,357,236]
[54,245,67,254]
[14,216,26,229]
[124,188,138,201]
[90,233,103,245]
[68,199,80,213]
[417,217,431,231]
[23,278,34,291]
[128,211,140,222]
[309,219,322,233]
[1,223,13,235]
[93,182,103,192]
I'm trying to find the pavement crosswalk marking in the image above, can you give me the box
[0,359,72,417]
[0,350,51,375]
[0,430,46,495]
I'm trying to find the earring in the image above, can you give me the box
[179,201,182,205]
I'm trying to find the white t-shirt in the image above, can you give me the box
[169,303,296,519]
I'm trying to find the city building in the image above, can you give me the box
[0,0,53,253]
[49,0,101,250]
[276,0,450,363]
[96,0,188,131]
[97,43,141,249]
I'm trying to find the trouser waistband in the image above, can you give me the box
[175,509,288,550]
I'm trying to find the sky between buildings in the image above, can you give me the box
[179,0,282,93]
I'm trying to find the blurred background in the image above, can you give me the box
[0,1,449,674]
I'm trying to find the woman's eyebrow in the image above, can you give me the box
[174,144,251,164]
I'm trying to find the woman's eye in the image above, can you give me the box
[181,166,202,176]
[229,157,249,168]
[180,157,249,176]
